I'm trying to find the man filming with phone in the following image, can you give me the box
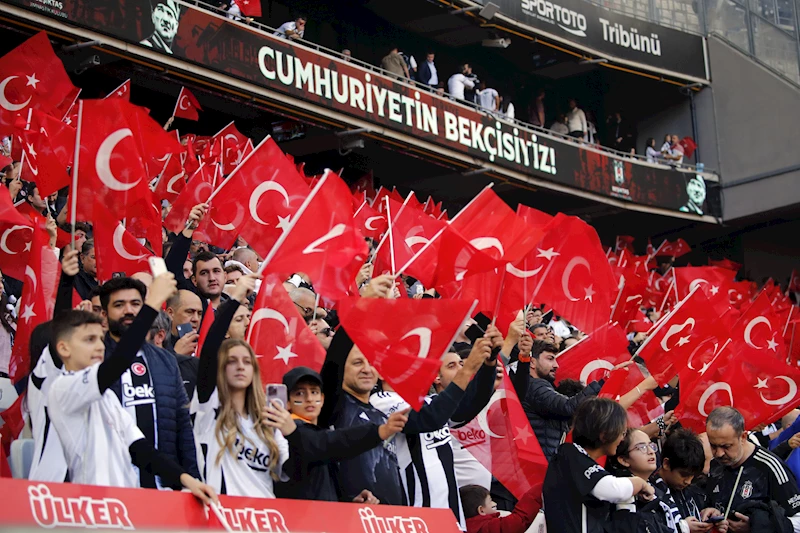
[163,289,203,397]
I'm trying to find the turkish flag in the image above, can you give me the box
[73,99,155,220]
[636,287,728,384]
[9,225,57,383]
[104,79,131,100]
[615,235,635,252]
[0,32,77,135]
[54,86,80,123]
[372,187,389,212]
[599,363,665,428]
[337,296,476,409]
[164,163,217,235]
[352,195,386,240]
[17,128,71,197]
[93,207,153,282]
[125,103,183,177]
[237,0,262,17]
[655,238,691,258]
[173,87,202,121]
[526,214,618,334]
[181,134,200,175]
[194,301,215,358]
[555,322,629,385]
[0,186,34,280]
[247,275,326,384]
[611,272,649,332]
[201,136,308,254]
[259,171,368,303]
[153,153,186,202]
[212,121,249,175]
[351,171,376,201]
[28,108,76,168]
[453,366,548,500]
[674,266,736,314]
[728,280,753,309]
[448,187,543,267]
[733,292,787,361]
[709,258,742,272]
[0,392,25,446]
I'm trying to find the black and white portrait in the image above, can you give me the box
[680,175,706,215]
[140,0,181,55]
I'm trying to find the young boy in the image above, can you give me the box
[459,484,542,533]
[46,272,215,502]
[274,366,408,502]
[650,429,707,531]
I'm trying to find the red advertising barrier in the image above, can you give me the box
[0,478,462,533]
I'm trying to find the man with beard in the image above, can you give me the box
[511,339,616,461]
[99,277,199,488]
[140,0,180,55]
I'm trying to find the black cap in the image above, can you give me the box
[283,366,323,391]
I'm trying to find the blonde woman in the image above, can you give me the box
[192,274,289,497]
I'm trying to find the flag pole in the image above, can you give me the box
[490,267,507,327]
[385,196,397,276]
[444,300,479,354]
[257,173,329,275]
[609,275,626,321]
[371,192,412,265]
[69,101,84,250]
[205,135,270,204]
[353,200,367,219]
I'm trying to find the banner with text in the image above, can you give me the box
[491,0,707,80]
[8,0,714,215]
[0,478,462,533]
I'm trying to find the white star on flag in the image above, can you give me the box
[276,215,291,232]
[767,336,779,352]
[26,73,39,88]
[536,247,560,261]
[274,344,298,365]
[26,143,37,159]
[709,285,720,295]
[755,377,769,389]
[514,424,534,446]
[24,241,32,252]
[583,285,595,302]
[21,303,36,323]
[676,335,691,347]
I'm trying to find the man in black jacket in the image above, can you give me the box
[274,366,408,502]
[511,339,610,461]
[74,239,98,301]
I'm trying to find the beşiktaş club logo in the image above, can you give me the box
[28,484,135,529]
[521,0,588,37]
[359,507,432,533]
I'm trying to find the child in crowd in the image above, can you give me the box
[459,483,541,533]
[47,272,215,502]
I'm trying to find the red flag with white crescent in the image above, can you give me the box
[554,322,629,386]
[173,86,202,121]
[104,79,131,101]
[92,206,153,282]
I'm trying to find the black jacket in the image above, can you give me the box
[417,61,436,86]
[276,420,384,501]
[512,359,601,461]
[736,499,793,533]
[73,269,98,301]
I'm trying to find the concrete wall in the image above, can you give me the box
[696,36,800,221]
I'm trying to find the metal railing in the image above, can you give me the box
[179,0,715,174]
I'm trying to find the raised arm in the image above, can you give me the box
[54,249,79,315]
[165,203,207,290]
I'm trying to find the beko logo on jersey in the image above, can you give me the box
[28,484,134,529]
[122,383,155,407]
[422,428,452,450]
[217,506,288,532]
[359,508,431,533]
[521,0,588,37]
[235,437,270,472]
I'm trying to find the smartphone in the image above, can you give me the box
[176,322,194,339]
[465,323,486,344]
[705,516,725,524]
[112,271,126,279]
[148,256,167,277]
[473,313,491,331]
[541,310,555,324]
[266,383,288,409]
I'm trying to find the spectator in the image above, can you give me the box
[566,99,588,140]
[511,339,610,461]
[529,89,546,128]
[318,274,405,505]
[0,268,14,376]
[273,15,306,40]
[98,276,201,487]
[529,323,550,342]
[417,51,439,87]
[191,274,291,497]
[46,275,214,502]
[460,483,542,533]
[274,366,407,501]
[224,263,244,286]
[498,95,515,120]
[400,50,417,79]
[645,137,660,163]
[665,134,685,165]
[660,134,673,159]
[704,406,800,530]
[164,289,203,396]
[476,81,499,113]
[448,64,477,101]
[608,112,635,152]
[650,429,708,529]
[550,114,569,136]
[224,301,250,341]
[74,239,98,301]
[381,46,410,80]
[543,398,655,533]
[342,49,352,61]
[147,310,172,349]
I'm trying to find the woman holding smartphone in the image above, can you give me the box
[192,273,290,497]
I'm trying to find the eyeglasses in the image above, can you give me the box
[318,327,332,337]
[628,442,658,454]
[293,301,313,317]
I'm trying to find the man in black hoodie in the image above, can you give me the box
[272,366,408,502]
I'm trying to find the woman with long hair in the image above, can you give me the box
[0,268,16,378]
[192,274,289,497]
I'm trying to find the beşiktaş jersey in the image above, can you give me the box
[331,393,404,505]
[191,388,289,498]
[542,443,613,533]
[707,446,800,517]
[47,363,145,487]
[370,391,465,528]
[117,352,158,488]
[650,474,686,533]
[27,346,68,482]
